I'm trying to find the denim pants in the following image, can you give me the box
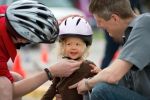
[91,82,149,100]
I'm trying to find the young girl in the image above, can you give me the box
[41,17,98,100]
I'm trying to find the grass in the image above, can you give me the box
[93,28,105,40]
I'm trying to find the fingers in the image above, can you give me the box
[90,64,101,73]
[68,83,78,89]
[71,67,80,72]
[90,64,97,73]
[78,90,86,95]
[68,79,89,95]
[89,64,96,69]
[68,60,82,69]
[68,82,85,94]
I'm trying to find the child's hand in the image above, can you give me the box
[90,64,101,73]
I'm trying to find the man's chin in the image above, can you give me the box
[114,37,123,43]
[108,34,123,43]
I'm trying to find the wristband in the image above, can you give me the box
[44,68,53,80]
[84,79,91,90]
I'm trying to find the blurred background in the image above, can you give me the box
[1,0,150,100]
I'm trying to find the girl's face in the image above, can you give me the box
[63,37,87,60]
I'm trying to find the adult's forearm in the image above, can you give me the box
[13,71,48,97]
[88,59,133,88]
[87,71,105,88]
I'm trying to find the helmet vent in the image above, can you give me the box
[6,0,59,43]
[15,6,32,10]
[59,17,93,45]
[36,20,44,29]
[15,15,29,20]
[76,18,81,26]
[35,29,46,40]
[38,7,47,11]
[49,27,53,34]
[37,13,48,19]
[64,19,67,25]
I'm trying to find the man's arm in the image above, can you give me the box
[88,59,133,87]
[70,59,133,94]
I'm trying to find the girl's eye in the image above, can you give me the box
[66,43,71,45]
[76,43,80,46]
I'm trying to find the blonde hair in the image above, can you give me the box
[57,39,90,60]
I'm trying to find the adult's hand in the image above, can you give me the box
[69,79,90,94]
[49,59,82,77]
[90,64,101,73]
[68,64,101,94]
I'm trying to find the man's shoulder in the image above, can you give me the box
[135,13,150,27]
[137,13,150,19]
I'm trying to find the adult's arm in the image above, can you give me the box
[13,59,81,98]
[88,59,132,86]
[70,59,133,94]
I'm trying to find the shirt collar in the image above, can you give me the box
[128,16,138,27]
[122,16,137,43]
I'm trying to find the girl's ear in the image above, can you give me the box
[59,42,65,57]
[83,47,90,59]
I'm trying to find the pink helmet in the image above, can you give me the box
[59,16,93,46]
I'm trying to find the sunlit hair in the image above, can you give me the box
[89,0,134,20]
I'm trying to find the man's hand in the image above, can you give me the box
[49,59,82,77]
[90,64,101,73]
[69,79,90,94]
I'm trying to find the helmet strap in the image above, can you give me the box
[62,56,81,61]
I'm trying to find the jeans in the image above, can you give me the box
[83,92,91,100]
[91,82,149,100]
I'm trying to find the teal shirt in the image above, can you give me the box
[119,13,150,97]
